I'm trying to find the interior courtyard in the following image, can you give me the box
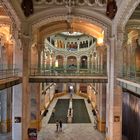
[0,0,140,140]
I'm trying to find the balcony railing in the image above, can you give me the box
[0,69,19,80]
[30,65,106,76]
[0,65,19,80]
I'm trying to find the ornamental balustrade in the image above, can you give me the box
[30,64,106,76]
[45,39,96,54]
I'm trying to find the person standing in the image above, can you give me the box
[56,120,59,132]
[52,108,55,118]
[59,120,62,132]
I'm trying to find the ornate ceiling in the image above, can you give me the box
[10,0,107,20]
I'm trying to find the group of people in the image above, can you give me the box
[56,120,63,132]
[52,108,63,132]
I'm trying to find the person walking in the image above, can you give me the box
[59,120,63,132]
[52,108,55,118]
[56,120,59,132]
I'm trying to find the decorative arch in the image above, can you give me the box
[67,56,77,69]
[116,0,140,31]
[80,55,88,69]
[31,8,112,43]
[0,1,21,50]
[56,55,64,68]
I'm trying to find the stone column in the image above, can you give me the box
[0,90,8,133]
[22,33,31,140]
[12,34,23,140]
[12,84,22,140]
[106,36,122,140]
[30,83,40,130]
[91,54,94,72]
[116,31,124,77]
[87,56,90,71]
[97,83,106,132]
[77,42,80,50]
[63,83,67,93]
[95,83,100,112]
[76,83,80,94]
[95,52,98,73]
[0,88,12,133]
[77,57,80,73]
[64,56,67,73]
[37,43,42,70]
[100,52,103,74]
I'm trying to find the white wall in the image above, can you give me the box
[12,84,22,140]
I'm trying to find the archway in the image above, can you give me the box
[67,56,77,70]
[80,56,88,69]
[56,55,64,68]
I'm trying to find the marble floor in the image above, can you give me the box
[38,94,105,140]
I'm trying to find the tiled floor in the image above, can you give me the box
[38,94,105,140]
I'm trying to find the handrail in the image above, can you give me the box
[30,66,107,76]
[30,70,106,77]
[42,83,55,95]
[0,68,19,80]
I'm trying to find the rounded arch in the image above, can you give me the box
[0,0,21,31]
[80,55,88,69]
[67,56,77,68]
[116,0,140,31]
[56,55,64,68]
[31,8,112,43]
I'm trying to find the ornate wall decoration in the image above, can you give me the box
[33,0,107,7]
[106,0,117,19]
